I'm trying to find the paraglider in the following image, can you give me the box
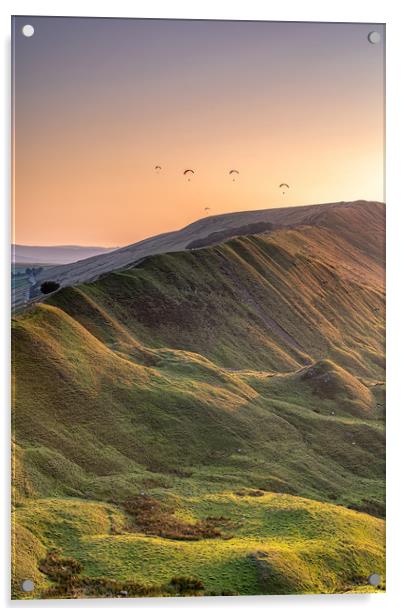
[279,183,290,195]
[229,169,239,181]
[204,207,210,212]
[154,165,162,174]
[183,169,195,181]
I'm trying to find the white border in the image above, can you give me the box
[1,1,402,615]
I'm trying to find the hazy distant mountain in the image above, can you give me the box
[12,244,117,265]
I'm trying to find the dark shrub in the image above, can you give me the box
[168,576,204,595]
[40,280,60,294]
[39,549,82,583]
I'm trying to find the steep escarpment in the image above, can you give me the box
[45,223,385,377]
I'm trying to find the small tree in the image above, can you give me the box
[40,280,60,294]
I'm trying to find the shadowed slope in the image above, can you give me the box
[46,224,385,376]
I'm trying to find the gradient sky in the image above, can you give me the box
[13,17,385,247]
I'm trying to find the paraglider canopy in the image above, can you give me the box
[204,207,210,211]
[279,183,290,195]
[183,169,195,182]
[154,165,162,173]
[229,169,239,182]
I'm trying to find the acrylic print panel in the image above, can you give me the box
[11,16,385,600]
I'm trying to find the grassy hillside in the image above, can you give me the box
[12,200,384,310]
[11,203,385,599]
[13,492,385,599]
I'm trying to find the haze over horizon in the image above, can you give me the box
[13,198,383,250]
[13,17,385,247]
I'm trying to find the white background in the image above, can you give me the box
[1,1,402,614]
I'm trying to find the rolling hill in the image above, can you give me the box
[12,200,384,309]
[11,200,385,599]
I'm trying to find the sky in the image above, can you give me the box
[13,17,385,247]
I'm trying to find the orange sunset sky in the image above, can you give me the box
[13,17,385,247]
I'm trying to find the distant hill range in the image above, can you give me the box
[12,244,117,265]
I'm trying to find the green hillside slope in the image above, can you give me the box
[11,202,385,599]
